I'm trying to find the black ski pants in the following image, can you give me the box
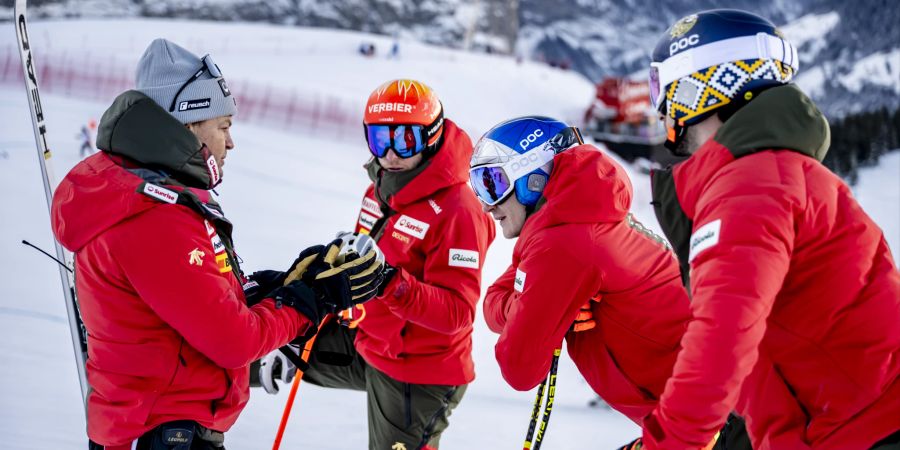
[88,420,225,450]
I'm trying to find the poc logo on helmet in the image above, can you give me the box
[519,129,544,150]
[669,34,700,55]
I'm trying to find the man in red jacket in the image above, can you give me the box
[263,79,495,450]
[469,116,750,447]
[52,39,384,450]
[640,9,900,449]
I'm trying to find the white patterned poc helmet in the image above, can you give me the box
[649,9,799,149]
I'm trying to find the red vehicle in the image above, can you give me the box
[584,77,667,163]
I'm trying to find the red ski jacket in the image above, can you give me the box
[483,144,692,423]
[352,119,495,385]
[51,92,310,446]
[644,85,900,449]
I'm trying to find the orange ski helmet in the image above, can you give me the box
[364,79,445,157]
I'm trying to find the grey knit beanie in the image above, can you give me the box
[135,38,237,124]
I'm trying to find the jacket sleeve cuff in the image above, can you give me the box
[378,267,413,308]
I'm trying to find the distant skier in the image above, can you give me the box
[472,116,748,449]
[51,38,385,449]
[389,40,400,59]
[634,9,900,449]
[258,79,495,450]
[77,119,96,157]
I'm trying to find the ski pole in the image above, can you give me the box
[271,319,327,450]
[523,348,561,450]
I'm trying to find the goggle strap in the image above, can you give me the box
[424,104,445,144]
[656,33,798,90]
[547,127,584,154]
[505,144,556,180]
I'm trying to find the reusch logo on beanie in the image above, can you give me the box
[135,38,237,124]
[178,98,211,111]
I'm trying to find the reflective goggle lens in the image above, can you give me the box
[649,65,663,113]
[469,165,513,206]
[366,124,427,158]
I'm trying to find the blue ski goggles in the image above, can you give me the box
[168,54,223,112]
[469,126,584,206]
[470,163,515,206]
[365,109,445,159]
[365,124,429,159]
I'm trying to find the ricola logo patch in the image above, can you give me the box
[178,98,211,111]
[514,269,526,293]
[394,214,429,239]
[689,219,722,263]
[448,249,479,269]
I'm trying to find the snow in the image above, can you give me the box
[780,11,840,65]
[0,17,897,450]
[838,49,900,95]
[855,151,900,257]
[5,18,594,138]
[794,65,827,99]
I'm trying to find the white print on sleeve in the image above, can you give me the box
[514,269,527,293]
[689,219,722,263]
[448,248,479,269]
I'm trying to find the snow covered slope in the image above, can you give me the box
[1,18,593,139]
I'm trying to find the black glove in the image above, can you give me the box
[243,244,325,307]
[376,263,398,297]
[243,270,287,307]
[270,280,323,339]
[285,244,327,284]
[309,238,387,312]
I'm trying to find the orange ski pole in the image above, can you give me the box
[271,320,326,450]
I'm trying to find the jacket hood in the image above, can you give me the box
[715,84,830,162]
[52,153,162,252]
[97,90,217,189]
[367,119,473,208]
[525,144,632,231]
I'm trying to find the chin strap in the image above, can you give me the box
[664,119,691,157]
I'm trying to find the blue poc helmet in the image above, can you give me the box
[469,116,582,208]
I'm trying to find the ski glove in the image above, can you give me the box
[572,300,597,332]
[285,244,327,284]
[243,270,287,307]
[310,238,387,312]
[270,279,324,329]
[242,242,327,307]
[335,231,396,298]
[258,344,299,394]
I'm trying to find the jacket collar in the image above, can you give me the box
[96,90,217,189]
